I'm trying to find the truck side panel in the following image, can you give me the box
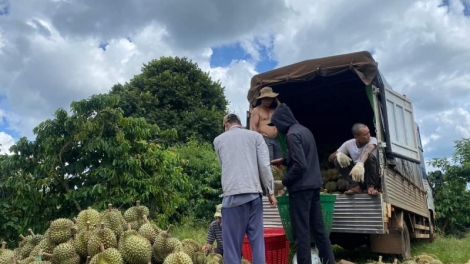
[383,167,429,217]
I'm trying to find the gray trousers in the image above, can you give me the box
[263,136,283,161]
[222,196,265,264]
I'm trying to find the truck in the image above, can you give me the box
[247,51,436,258]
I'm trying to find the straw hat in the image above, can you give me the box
[214,204,222,218]
[257,87,279,99]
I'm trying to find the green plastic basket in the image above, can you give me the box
[277,192,337,243]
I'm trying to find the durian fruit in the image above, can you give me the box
[138,215,162,244]
[206,253,223,264]
[118,223,152,264]
[163,251,193,264]
[325,181,337,192]
[47,218,75,244]
[17,229,43,260]
[0,242,15,264]
[74,221,93,258]
[100,204,125,239]
[274,181,284,191]
[327,169,339,181]
[192,252,207,264]
[416,254,434,264]
[42,239,80,264]
[181,238,201,261]
[123,201,150,230]
[271,165,283,181]
[401,261,418,264]
[336,178,349,191]
[17,256,36,264]
[28,231,56,260]
[321,176,328,186]
[153,225,183,263]
[77,207,101,231]
[429,260,443,264]
[89,243,124,264]
[87,223,118,258]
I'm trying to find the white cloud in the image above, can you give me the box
[0,0,469,165]
[0,131,15,154]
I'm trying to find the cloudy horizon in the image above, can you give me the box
[1,0,470,173]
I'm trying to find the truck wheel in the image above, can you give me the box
[402,221,411,258]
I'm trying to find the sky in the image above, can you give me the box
[1,0,470,173]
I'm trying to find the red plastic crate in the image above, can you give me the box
[242,228,290,264]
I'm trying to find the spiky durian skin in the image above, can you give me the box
[429,260,443,264]
[74,229,93,258]
[50,241,80,264]
[90,248,124,264]
[48,218,74,244]
[325,181,337,192]
[118,230,152,264]
[100,209,125,238]
[153,235,182,263]
[242,258,252,264]
[76,208,101,230]
[87,227,118,257]
[181,238,200,260]
[163,251,193,264]
[29,236,55,259]
[192,252,207,264]
[138,222,161,243]
[0,249,15,264]
[207,253,223,264]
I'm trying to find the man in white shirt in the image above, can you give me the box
[328,123,379,195]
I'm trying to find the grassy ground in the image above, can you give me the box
[172,224,470,264]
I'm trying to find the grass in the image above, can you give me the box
[172,224,470,264]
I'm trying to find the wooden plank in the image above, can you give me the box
[413,224,430,230]
[410,233,430,239]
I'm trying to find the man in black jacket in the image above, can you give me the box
[269,103,335,264]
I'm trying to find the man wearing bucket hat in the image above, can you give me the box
[250,87,283,161]
[202,204,224,256]
[214,113,277,264]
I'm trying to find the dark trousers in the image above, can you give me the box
[221,197,265,264]
[290,189,335,264]
[333,154,379,189]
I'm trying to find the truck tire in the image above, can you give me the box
[402,221,411,258]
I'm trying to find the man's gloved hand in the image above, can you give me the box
[336,152,352,168]
[350,162,365,182]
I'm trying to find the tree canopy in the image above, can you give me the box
[427,138,470,236]
[0,94,191,244]
[110,56,229,143]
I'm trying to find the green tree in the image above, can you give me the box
[0,94,190,244]
[110,56,229,144]
[428,138,470,236]
[172,138,222,222]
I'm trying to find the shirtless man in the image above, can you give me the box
[328,123,379,195]
[250,87,283,161]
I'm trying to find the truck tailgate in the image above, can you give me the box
[332,194,385,234]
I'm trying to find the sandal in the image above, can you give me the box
[367,187,379,196]
[344,186,362,195]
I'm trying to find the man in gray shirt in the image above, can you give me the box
[214,113,277,264]
[328,123,379,195]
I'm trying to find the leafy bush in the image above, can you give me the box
[172,138,222,223]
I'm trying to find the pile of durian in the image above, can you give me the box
[321,168,349,194]
[0,201,248,264]
[365,253,444,264]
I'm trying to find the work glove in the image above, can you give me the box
[336,152,352,168]
[350,162,365,183]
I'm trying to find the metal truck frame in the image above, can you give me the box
[246,51,436,258]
